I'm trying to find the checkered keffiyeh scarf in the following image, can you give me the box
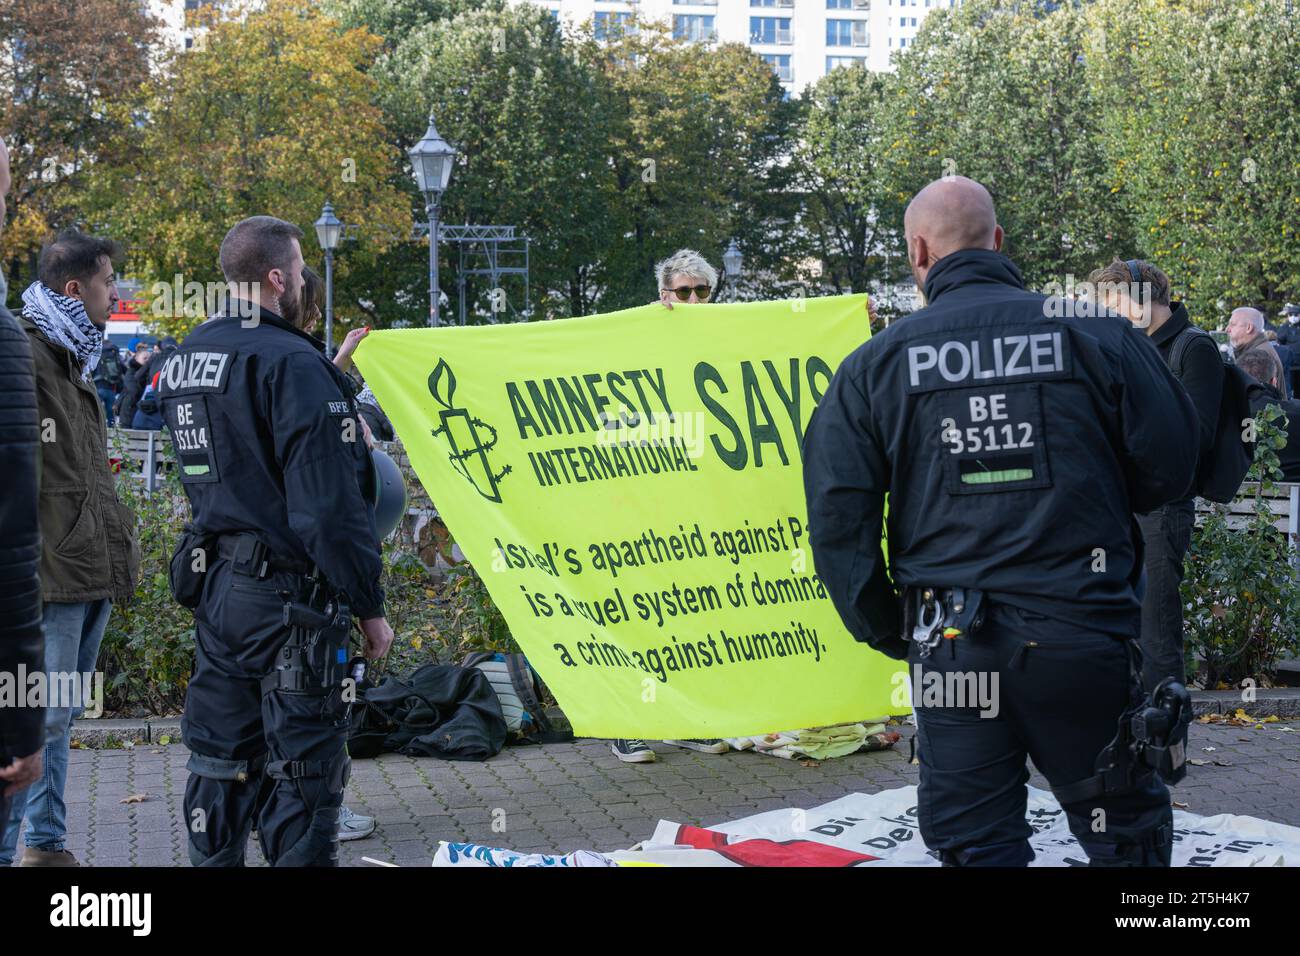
[22,281,102,381]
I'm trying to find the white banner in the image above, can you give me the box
[433,785,1300,867]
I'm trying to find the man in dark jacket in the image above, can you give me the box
[804,177,1199,866]
[1091,259,1222,693]
[1229,307,1287,396]
[159,216,392,866]
[2,230,141,867]
[1236,349,1300,482]
[0,135,45,850]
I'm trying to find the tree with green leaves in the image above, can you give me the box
[577,20,800,309]
[789,64,909,313]
[1085,0,1300,324]
[369,3,617,320]
[882,0,1126,292]
[0,0,158,301]
[80,0,411,337]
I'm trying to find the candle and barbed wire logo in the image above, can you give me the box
[428,358,511,502]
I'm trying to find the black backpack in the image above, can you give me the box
[461,651,573,745]
[1169,326,1254,503]
[94,350,124,389]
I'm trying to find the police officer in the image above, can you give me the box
[159,216,393,866]
[803,177,1199,866]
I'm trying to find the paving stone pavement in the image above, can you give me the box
[8,720,1297,866]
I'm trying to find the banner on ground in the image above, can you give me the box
[354,295,900,737]
[430,785,1300,867]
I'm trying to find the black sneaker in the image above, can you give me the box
[611,739,656,763]
[663,738,729,754]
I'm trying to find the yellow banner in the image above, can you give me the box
[354,295,903,738]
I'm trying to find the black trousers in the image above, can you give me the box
[182,560,350,867]
[910,603,1172,866]
[1136,499,1194,692]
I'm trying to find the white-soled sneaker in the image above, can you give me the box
[663,738,730,754]
[611,739,657,763]
[338,805,376,842]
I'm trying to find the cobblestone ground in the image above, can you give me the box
[8,721,1297,866]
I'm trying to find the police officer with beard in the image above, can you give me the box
[158,216,393,866]
[804,178,1199,866]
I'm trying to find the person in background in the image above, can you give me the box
[656,248,717,310]
[284,264,378,844]
[1275,303,1300,396]
[115,340,154,427]
[300,268,393,442]
[1091,259,1219,693]
[3,229,140,866]
[301,265,370,376]
[1227,307,1287,397]
[1235,349,1300,482]
[609,249,731,764]
[1266,330,1294,400]
[0,134,45,852]
[92,341,126,427]
[130,336,179,430]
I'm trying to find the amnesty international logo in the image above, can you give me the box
[428,358,511,503]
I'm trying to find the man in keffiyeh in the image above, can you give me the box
[4,230,139,867]
[20,249,118,382]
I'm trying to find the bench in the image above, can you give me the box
[106,428,172,493]
[1193,482,1300,581]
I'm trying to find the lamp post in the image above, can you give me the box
[408,113,457,327]
[313,201,342,357]
[722,238,743,302]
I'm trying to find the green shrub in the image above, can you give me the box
[1182,405,1300,687]
[100,443,518,714]
[101,464,195,716]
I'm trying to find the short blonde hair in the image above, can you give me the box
[655,249,718,292]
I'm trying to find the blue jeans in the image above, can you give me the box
[97,385,117,427]
[0,599,111,864]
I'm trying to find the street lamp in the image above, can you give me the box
[408,113,457,327]
[313,201,343,357]
[722,238,743,301]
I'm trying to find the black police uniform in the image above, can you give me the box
[804,249,1200,866]
[158,302,383,867]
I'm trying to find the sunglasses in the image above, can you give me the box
[668,284,712,302]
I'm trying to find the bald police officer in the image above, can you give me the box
[804,177,1199,866]
[159,216,393,866]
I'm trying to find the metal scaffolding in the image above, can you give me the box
[413,223,532,325]
[342,222,532,325]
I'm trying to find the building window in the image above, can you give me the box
[593,11,634,39]
[826,55,867,71]
[760,53,793,82]
[750,16,792,44]
[900,36,908,46]
[753,0,794,7]
[673,14,716,42]
[826,0,851,7]
[827,18,869,46]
